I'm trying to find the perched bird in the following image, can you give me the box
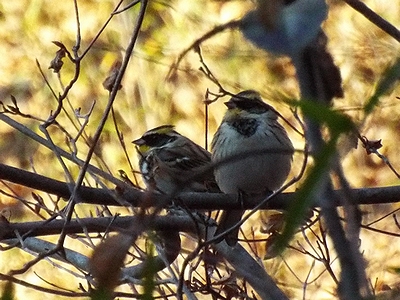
[133,125,216,194]
[211,90,294,246]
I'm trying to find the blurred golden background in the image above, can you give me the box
[0,0,399,299]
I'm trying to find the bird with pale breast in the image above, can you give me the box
[211,90,294,246]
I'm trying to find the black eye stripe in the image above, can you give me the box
[230,97,269,114]
[143,133,177,147]
[226,90,272,114]
[235,99,265,110]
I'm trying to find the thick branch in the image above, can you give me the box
[0,215,199,240]
[214,241,289,300]
[0,163,400,210]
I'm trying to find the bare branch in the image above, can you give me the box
[1,163,400,210]
[343,0,400,42]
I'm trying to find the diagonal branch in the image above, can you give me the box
[343,0,400,42]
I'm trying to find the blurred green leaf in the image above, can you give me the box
[142,241,156,300]
[388,266,400,274]
[292,99,355,134]
[364,57,400,114]
[90,287,112,300]
[1,281,14,300]
[273,100,354,253]
[273,137,338,253]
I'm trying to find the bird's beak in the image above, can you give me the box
[224,100,236,109]
[132,138,145,146]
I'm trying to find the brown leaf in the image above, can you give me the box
[361,136,383,155]
[32,192,44,214]
[51,41,67,49]
[260,212,285,234]
[49,44,66,73]
[103,60,123,92]
[303,31,344,101]
[90,233,134,292]
[0,209,11,223]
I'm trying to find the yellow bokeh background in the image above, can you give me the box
[0,0,400,299]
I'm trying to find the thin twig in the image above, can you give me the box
[0,114,126,187]
[59,0,147,250]
[79,0,125,59]
[343,0,400,43]
[167,20,241,79]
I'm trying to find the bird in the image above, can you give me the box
[211,90,294,246]
[132,125,217,195]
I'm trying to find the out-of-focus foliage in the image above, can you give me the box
[0,0,399,299]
